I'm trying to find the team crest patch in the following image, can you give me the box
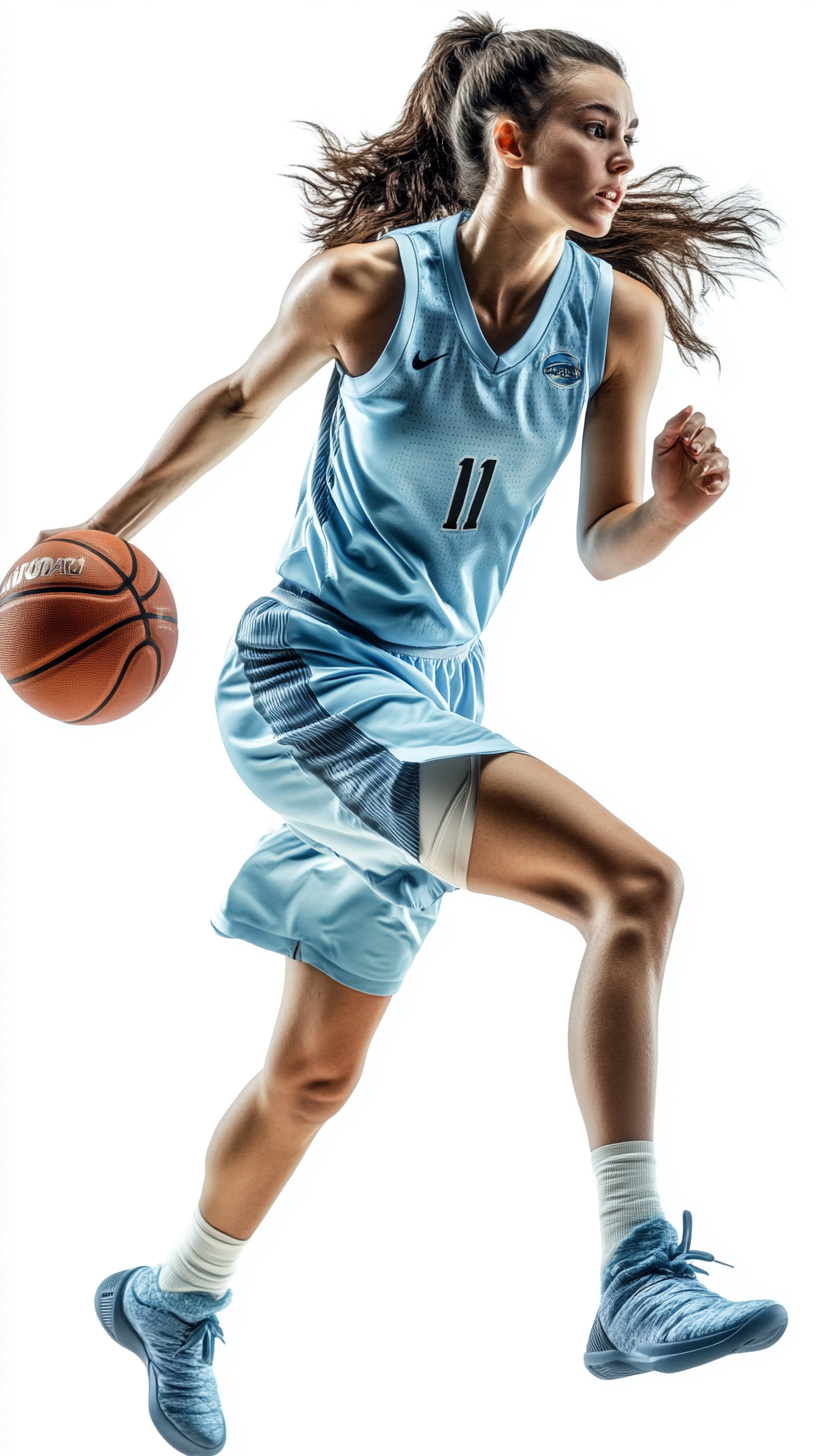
[542,352,582,387]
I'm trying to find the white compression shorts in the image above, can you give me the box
[417,755,481,889]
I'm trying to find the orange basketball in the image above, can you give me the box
[0,530,178,724]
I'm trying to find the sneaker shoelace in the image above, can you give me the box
[667,1210,733,1277]
[178,1315,226,1366]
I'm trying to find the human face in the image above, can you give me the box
[522,66,638,237]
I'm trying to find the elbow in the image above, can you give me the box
[578,539,616,582]
[223,376,250,418]
[222,370,266,422]
[585,560,619,582]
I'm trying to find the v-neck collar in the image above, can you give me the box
[438,211,574,375]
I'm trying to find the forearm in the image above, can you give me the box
[580,494,686,580]
[87,377,264,539]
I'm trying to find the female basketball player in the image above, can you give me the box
[43,17,785,1453]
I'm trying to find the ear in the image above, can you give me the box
[492,118,526,170]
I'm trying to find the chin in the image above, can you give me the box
[568,221,607,240]
[570,211,614,239]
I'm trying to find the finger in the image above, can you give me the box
[684,425,717,456]
[680,411,708,448]
[35,525,83,544]
[696,455,729,494]
[655,405,694,451]
[699,474,728,496]
[697,449,729,476]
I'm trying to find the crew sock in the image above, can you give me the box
[158,1205,248,1297]
[591,1140,664,1272]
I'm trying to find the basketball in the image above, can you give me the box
[0,530,178,724]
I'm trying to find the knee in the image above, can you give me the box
[263,1050,364,1126]
[600,852,684,940]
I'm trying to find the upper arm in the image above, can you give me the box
[577,271,665,560]
[228,240,405,421]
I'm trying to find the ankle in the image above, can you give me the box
[158,1205,248,1297]
[591,1140,664,1272]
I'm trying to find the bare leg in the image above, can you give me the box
[199,958,390,1239]
[199,751,678,1237]
[468,753,683,1150]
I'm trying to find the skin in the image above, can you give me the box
[38,66,731,1242]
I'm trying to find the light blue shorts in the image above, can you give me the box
[212,584,521,995]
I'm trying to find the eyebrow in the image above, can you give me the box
[575,102,639,129]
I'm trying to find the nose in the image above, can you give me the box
[611,150,635,178]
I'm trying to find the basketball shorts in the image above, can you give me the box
[212,583,521,995]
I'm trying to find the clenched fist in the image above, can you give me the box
[652,405,730,529]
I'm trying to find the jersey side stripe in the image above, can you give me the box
[310,368,343,526]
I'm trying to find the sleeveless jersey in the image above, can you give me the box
[276,211,613,651]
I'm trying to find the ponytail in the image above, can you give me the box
[291,13,779,365]
[291,15,496,251]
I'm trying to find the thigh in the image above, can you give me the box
[264,956,391,1086]
[468,751,674,929]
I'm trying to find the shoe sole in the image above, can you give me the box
[94,1268,227,1454]
[584,1302,788,1379]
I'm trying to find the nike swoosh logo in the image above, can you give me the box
[412,350,450,371]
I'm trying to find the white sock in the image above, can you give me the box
[158,1205,248,1296]
[591,1140,664,1271]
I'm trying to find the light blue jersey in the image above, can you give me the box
[277,210,613,650]
[215,214,614,994]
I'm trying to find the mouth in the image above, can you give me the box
[595,187,623,211]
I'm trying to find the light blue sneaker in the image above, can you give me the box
[95,1265,230,1453]
[585,1211,787,1379]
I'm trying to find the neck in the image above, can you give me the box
[456,182,567,355]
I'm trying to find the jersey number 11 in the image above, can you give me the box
[442,457,497,531]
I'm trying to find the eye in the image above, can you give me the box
[585,120,639,148]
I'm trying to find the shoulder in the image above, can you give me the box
[608,271,664,343]
[277,239,405,373]
[321,239,404,295]
[283,239,404,332]
[603,270,665,384]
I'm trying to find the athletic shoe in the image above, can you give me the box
[94,1264,230,1454]
[584,1210,787,1379]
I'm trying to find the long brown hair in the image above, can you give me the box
[292,13,778,365]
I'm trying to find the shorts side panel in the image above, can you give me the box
[216,638,447,910]
[237,604,421,859]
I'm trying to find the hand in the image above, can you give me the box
[34,521,94,547]
[651,406,730,530]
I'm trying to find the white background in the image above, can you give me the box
[1,2,813,1453]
